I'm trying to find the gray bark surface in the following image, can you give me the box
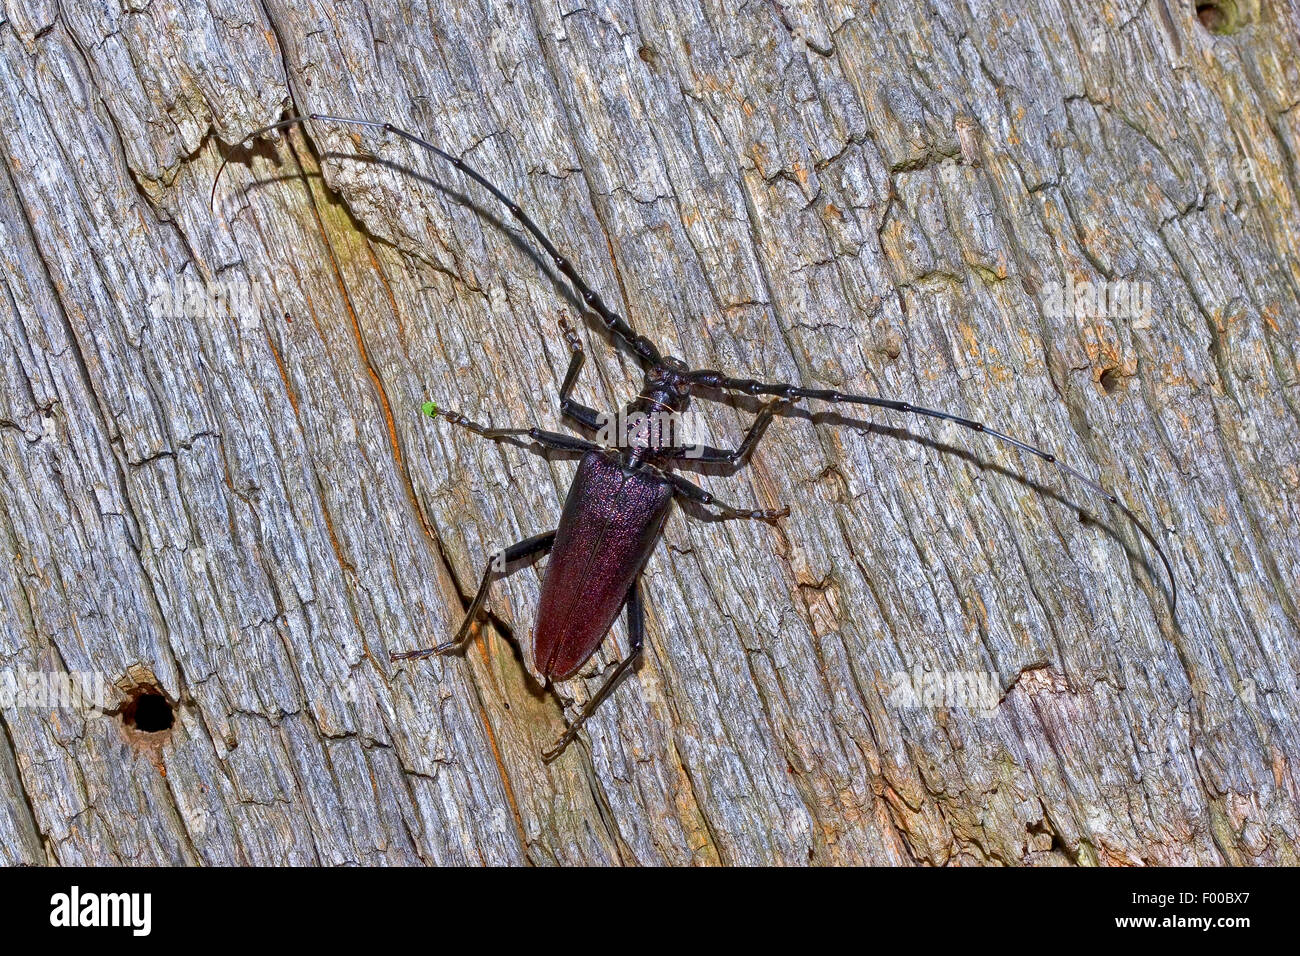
[1,0,1297,865]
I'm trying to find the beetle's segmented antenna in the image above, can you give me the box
[211,113,664,365]
[210,116,309,211]
[687,369,1177,611]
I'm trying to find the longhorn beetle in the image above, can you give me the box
[214,113,1176,761]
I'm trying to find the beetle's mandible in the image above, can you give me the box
[214,113,1176,761]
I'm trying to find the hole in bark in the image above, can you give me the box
[1195,1,1255,33]
[1098,366,1123,395]
[121,687,174,734]
[1197,3,1228,30]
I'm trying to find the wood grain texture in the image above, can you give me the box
[0,0,1297,865]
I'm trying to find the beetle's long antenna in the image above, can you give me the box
[211,113,664,366]
[687,369,1177,611]
[210,116,306,211]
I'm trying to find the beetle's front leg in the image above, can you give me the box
[556,313,604,431]
[391,530,557,661]
[665,470,789,522]
[542,578,645,762]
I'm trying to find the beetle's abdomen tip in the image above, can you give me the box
[538,645,585,683]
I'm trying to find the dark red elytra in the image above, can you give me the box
[535,451,673,681]
[214,114,1176,762]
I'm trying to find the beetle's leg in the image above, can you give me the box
[391,530,557,662]
[685,368,1176,609]
[659,398,792,468]
[433,407,602,454]
[556,313,603,431]
[542,579,645,762]
[665,470,789,522]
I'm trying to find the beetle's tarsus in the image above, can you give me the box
[389,641,457,662]
[541,729,578,763]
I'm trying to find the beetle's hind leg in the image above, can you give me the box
[542,579,645,762]
[391,530,556,662]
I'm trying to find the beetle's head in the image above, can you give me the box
[637,360,691,418]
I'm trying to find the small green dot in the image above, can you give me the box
[421,401,438,418]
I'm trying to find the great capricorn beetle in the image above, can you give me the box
[214,113,1176,761]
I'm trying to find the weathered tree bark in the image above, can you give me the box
[1,0,1297,865]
